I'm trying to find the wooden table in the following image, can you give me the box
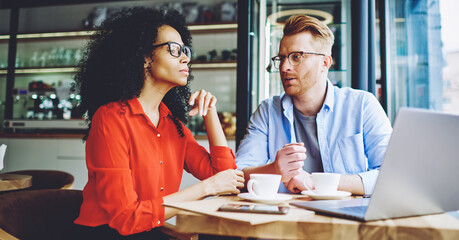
[172,195,459,240]
[0,174,32,191]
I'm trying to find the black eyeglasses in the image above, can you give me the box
[152,41,192,59]
[271,51,325,69]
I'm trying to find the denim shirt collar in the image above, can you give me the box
[323,79,334,113]
[280,93,294,118]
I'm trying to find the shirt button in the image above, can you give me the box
[160,161,163,165]
[160,187,164,191]
[157,220,161,225]
[157,133,160,137]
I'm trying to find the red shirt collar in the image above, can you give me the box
[127,97,172,119]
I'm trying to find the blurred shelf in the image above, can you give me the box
[0,132,86,139]
[0,22,237,42]
[194,135,235,140]
[0,61,237,75]
[192,61,237,69]
[12,90,57,96]
[0,31,95,41]
[189,22,237,33]
[0,67,76,75]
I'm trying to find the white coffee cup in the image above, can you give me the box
[247,174,281,199]
[305,172,341,194]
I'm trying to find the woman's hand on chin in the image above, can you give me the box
[189,89,217,117]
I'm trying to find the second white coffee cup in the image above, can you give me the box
[305,172,341,194]
[247,174,281,199]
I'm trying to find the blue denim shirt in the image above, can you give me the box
[235,80,392,195]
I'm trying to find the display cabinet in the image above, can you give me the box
[0,0,237,137]
[0,9,10,133]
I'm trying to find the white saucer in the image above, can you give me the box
[301,190,351,200]
[238,193,292,204]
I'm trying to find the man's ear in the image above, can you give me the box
[322,55,333,72]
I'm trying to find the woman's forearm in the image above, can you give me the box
[163,169,244,219]
[203,108,227,147]
[163,179,210,219]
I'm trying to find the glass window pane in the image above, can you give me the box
[386,0,459,121]
[439,0,459,115]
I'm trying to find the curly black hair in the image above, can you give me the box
[74,7,192,139]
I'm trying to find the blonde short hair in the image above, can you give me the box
[283,14,334,55]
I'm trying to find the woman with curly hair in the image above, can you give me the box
[73,7,244,239]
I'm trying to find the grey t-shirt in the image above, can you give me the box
[293,108,323,173]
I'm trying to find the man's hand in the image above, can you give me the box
[273,143,306,182]
[283,169,314,193]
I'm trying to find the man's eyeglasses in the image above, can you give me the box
[271,51,325,69]
[152,41,192,59]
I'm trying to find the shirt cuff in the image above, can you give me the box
[152,197,165,228]
[209,145,236,159]
[358,169,379,195]
[209,145,236,170]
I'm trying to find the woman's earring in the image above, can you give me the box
[144,58,151,68]
[144,61,150,75]
[145,61,152,70]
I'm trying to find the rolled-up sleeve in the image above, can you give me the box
[358,169,380,195]
[360,93,393,195]
[183,127,236,180]
[236,102,271,170]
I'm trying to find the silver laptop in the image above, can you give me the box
[291,107,459,221]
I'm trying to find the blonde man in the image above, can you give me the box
[236,15,392,196]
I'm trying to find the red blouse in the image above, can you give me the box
[74,98,236,235]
